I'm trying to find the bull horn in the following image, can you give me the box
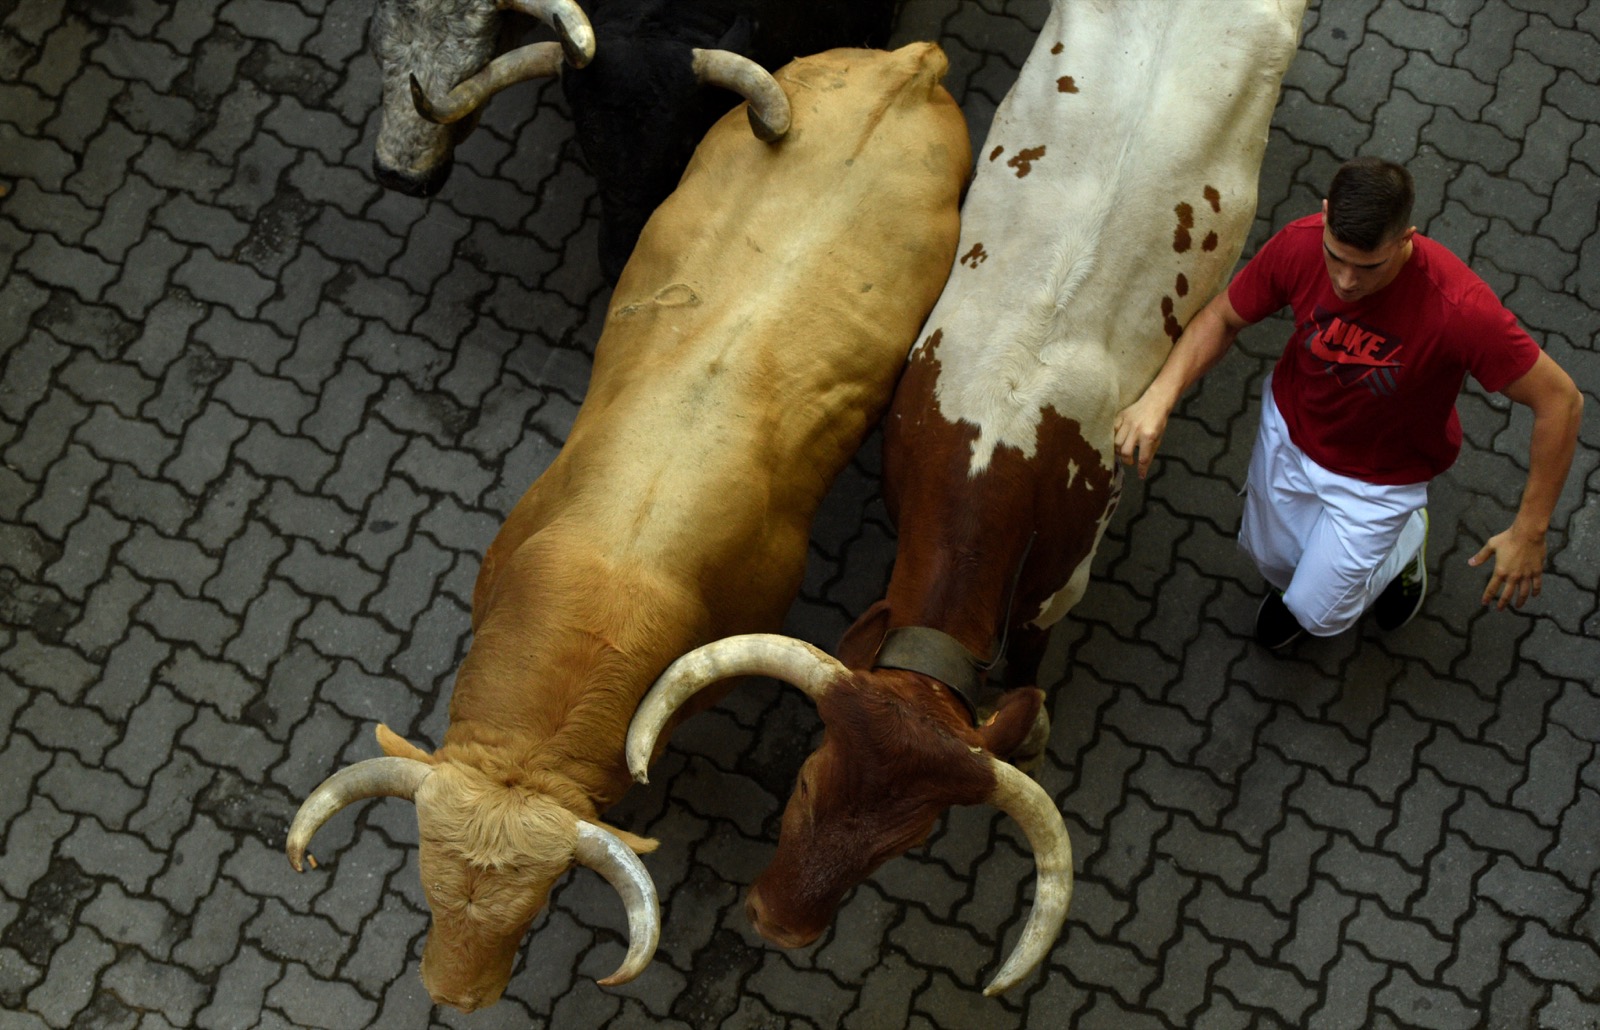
[981,759,1074,995]
[689,49,791,142]
[411,42,565,125]
[499,0,596,68]
[574,821,661,985]
[286,757,432,873]
[627,634,848,784]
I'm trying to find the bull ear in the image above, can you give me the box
[836,600,891,668]
[977,688,1047,762]
[376,723,437,764]
[593,820,659,855]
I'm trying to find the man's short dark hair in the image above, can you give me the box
[1326,157,1414,251]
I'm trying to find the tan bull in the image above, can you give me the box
[286,42,970,1012]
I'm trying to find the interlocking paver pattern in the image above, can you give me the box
[1,0,1598,1026]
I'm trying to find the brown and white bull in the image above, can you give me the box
[285,43,970,1012]
[627,0,1306,995]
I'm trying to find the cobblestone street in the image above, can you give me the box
[2,0,1598,1027]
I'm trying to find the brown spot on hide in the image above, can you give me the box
[1203,231,1219,252]
[1161,296,1174,318]
[959,243,988,268]
[1175,272,1189,297]
[989,145,1004,162]
[1007,146,1046,178]
[1057,76,1078,94]
[1204,185,1222,212]
[1173,202,1194,252]
[1164,312,1183,342]
[1051,42,1064,54]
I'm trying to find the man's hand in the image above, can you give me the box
[1468,525,1547,610]
[1113,391,1173,480]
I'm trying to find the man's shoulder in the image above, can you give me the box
[1410,233,1501,308]
[1248,213,1323,267]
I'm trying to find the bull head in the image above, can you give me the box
[287,724,659,1012]
[370,0,594,196]
[407,33,792,283]
[625,635,1074,995]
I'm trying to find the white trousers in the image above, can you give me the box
[1238,381,1429,637]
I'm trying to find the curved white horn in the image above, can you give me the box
[411,42,565,125]
[286,756,432,872]
[627,634,848,784]
[499,0,595,67]
[574,821,661,985]
[690,49,791,142]
[982,758,1074,995]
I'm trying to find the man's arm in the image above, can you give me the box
[1469,350,1584,609]
[1114,288,1256,479]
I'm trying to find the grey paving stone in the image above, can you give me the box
[120,524,220,596]
[366,537,452,629]
[217,133,299,215]
[16,691,116,766]
[79,627,164,724]
[181,705,283,781]
[2,632,98,704]
[1479,855,1586,925]
[127,749,212,852]
[0,732,53,833]
[256,479,359,551]
[23,17,96,96]
[223,579,312,681]
[137,583,236,656]
[115,80,205,147]
[104,231,191,320]
[82,173,168,265]
[16,233,120,301]
[1316,834,1421,912]
[1440,896,1517,998]
[179,896,268,1007]
[221,0,317,48]
[102,684,195,788]
[203,520,287,615]
[186,466,263,550]
[41,752,146,827]
[337,901,422,996]
[173,248,276,319]
[24,926,116,1029]
[295,599,401,676]
[285,151,377,219]
[1371,967,1479,1029]
[6,179,101,247]
[21,443,106,541]
[80,883,180,961]
[160,644,257,721]
[0,124,76,191]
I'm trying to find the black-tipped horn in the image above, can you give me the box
[410,42,565,125]
[499,0,595,68]
[690,49,792,142]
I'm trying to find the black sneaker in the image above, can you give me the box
[1374,510,1429,632]
[1255,589,1304,650]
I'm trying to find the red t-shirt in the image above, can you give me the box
[1228,214,1541,485]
